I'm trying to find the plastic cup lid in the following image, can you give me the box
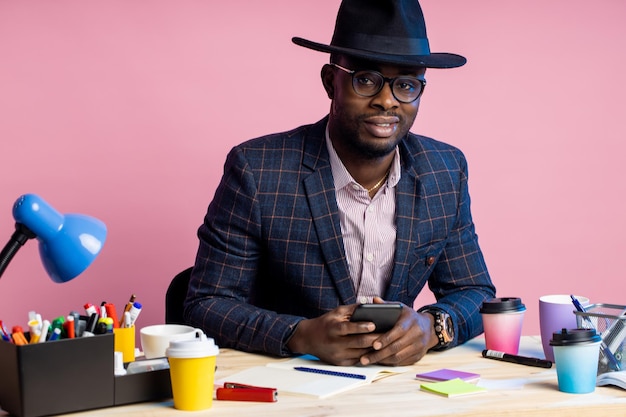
[479,297,526,314]
[166,333,219,358]
[549,328,601,346]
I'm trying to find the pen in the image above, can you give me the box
[570,295,621,371]
[293,366,367,380]
[122,294,136,315]
[482,349,553,368]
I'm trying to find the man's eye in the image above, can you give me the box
[355,76,376,86]
[397,80,418,92]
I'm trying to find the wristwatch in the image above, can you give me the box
[422,308,454,350]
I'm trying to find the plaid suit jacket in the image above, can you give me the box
[185,116,495,356]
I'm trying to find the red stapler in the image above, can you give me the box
[216,382,278,402]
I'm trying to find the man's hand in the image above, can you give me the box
[357,297,439,366]
[287,298,440,366]
[286,304,380,366]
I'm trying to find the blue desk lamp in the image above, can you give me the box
[0,194,107,282]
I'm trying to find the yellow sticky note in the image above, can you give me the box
[420,378,487,397]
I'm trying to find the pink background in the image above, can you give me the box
[1,1,625,338]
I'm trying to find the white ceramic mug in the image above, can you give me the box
[140,324,203,359]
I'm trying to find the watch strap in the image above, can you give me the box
[420,308,453,350]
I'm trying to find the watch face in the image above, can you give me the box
[445,315,454,340]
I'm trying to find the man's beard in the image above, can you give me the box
[336,114,410,160]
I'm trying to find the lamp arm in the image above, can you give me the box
[0,223,36,280]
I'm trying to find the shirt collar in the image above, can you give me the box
[325,123,401,191]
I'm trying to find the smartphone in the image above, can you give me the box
[350,303,402,333]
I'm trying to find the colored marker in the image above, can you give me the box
[104,303,120,328]
[29,328,41,344]
[48,327,62,341]
[128,302,142,326]
[482,349,552,368]
[12,326,29,345]
[85,312,98,335]
[122,311,132,328]
[64,316,76,339]
[84,303,98,317]
[0,321,11,341]
[39,320,50,343]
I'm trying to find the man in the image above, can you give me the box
[184,0,496,366]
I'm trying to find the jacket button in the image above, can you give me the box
[426,256,435,266]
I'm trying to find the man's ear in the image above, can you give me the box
[321,64,335,99]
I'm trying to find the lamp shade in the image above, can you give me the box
[11,194,107,283]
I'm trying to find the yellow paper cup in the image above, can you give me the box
[166,333,219,411]
[113,326,136,363]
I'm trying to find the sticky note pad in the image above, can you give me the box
[415,368,480,383]
[420,378,487,397]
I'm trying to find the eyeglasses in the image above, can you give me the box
[330,63,426,103]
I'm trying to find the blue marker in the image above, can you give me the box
[128,302,142,326]
[48,327,62,341]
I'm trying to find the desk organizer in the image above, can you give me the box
[574,303,626,374]
[0,334,172,417]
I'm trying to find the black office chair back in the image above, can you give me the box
[165,267,193,324]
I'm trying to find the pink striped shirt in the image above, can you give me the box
[325,128,400,303]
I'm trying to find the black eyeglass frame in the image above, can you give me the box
[330,63,427,103]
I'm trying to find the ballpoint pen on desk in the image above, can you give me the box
[570,295,621,371]
[293,367,367,380]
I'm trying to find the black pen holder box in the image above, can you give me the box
[0,333,172,417]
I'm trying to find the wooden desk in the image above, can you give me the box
[3,336,626,416]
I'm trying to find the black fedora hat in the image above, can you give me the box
[292,0,466,69]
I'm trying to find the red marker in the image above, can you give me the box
[104,303,120,328]
[64,316,76,338]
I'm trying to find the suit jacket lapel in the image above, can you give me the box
[302,119,356,305]
[385,143,420,301]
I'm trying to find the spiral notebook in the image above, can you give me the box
[217,355,409,399]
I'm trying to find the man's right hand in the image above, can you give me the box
[286,304,377,366]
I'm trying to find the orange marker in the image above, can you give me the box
[11,326,28,346]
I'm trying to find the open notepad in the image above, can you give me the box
[597,371,626,390]
[217,355,409,399]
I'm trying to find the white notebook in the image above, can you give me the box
[217,355,409,399]
[597,371,626,390]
